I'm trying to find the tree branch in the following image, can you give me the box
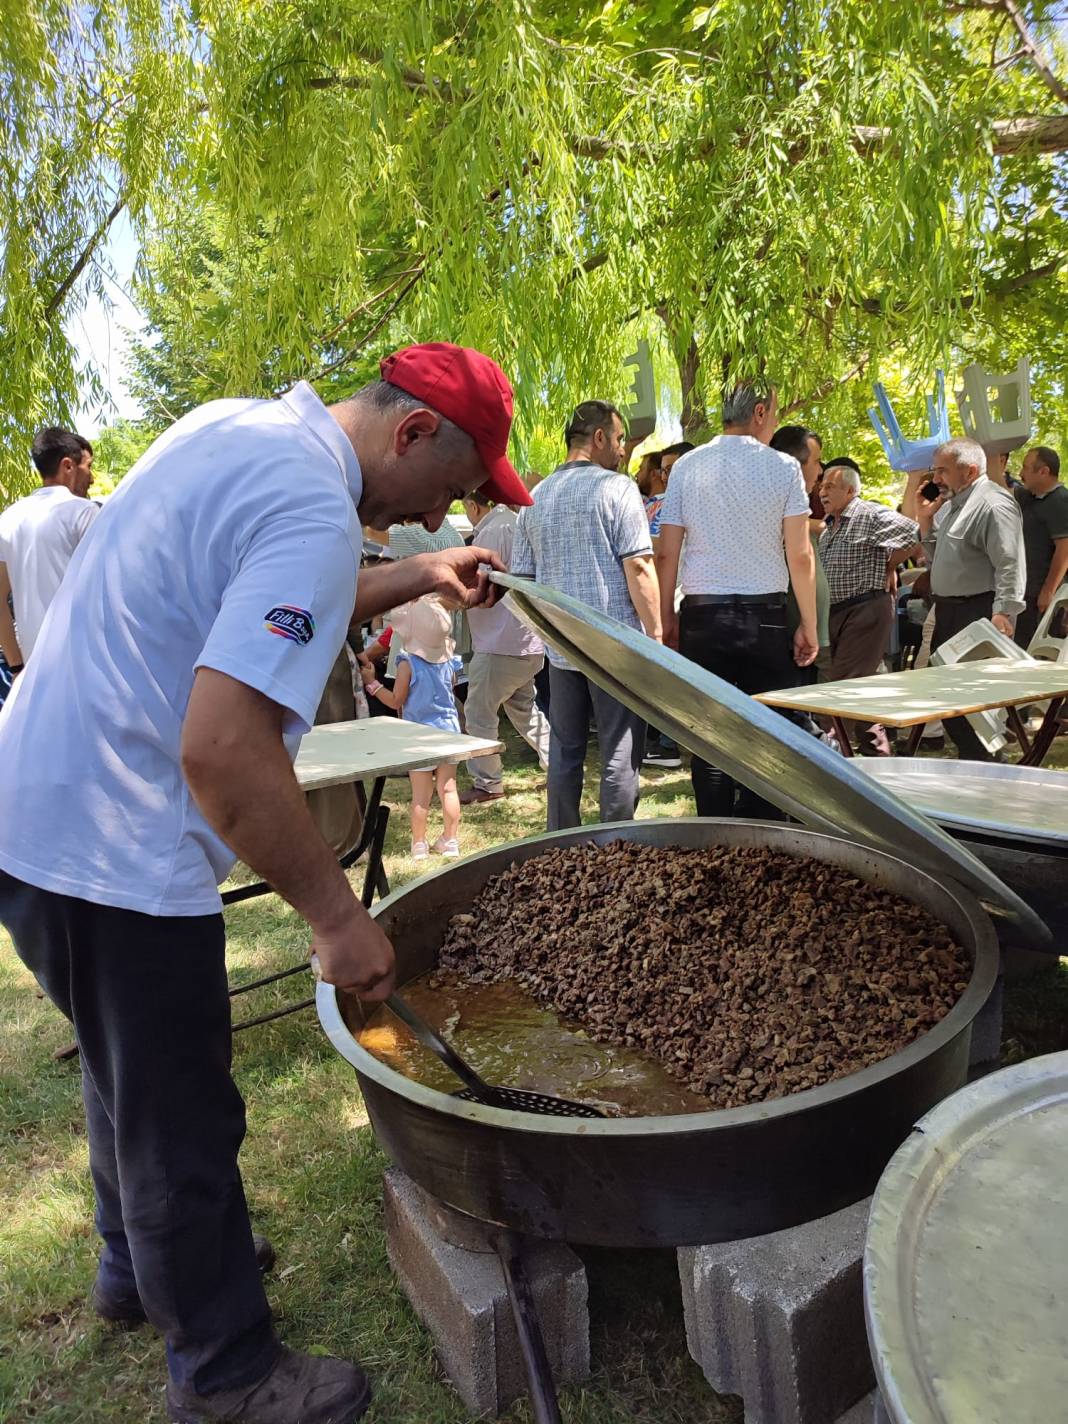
[782,358,870,415]
[305,265,424,383]
[45,189,128,319]
[957,0,1068,105]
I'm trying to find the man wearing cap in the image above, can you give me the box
[0,343,529,1424]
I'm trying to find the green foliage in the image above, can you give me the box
[3,0,1068,501]
[88,417,162,495]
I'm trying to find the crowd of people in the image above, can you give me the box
[0,343,1066,1424]
[3,385,1068,861]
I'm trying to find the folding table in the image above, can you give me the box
[756,659,1068,765]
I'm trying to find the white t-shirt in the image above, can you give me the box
[0,485,98,658]
[660,435,810,595]
[0,382,362,916]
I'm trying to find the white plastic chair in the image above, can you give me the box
[1027,583,1068,665]
[868,371,950,472]
[955,357,1031,455]
[930,617,1036,755]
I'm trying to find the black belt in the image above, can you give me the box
[682,593,786,608]
[934,592,993,603]
[830,589,887,612]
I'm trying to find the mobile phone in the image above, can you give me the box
[920,480,941,502]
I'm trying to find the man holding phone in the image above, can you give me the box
[917,437,1025,760]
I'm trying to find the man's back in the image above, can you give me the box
[510,462,651,662]
[0,485,98,657]
[660,435,809,595]
[0,384,360,917]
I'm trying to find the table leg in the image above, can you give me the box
[901,724,926,757]
[831,717,855,757]
[1005,705,1033,759]
[1020,697,1065,767]
[361,804,391,909]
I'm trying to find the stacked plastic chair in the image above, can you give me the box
[868,371,951,472]
[955,357,1031,455]
[929,617,1032,756]
[1027,584,1068,665]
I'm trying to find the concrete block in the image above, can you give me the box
[383,1169,590,1417]
[838,1390,879,1424]
[968,968,1004,1075]
[679,1197,873,1424]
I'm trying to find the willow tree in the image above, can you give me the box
[3,0,1068,498]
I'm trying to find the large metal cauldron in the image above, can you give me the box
[318,819,999,1248]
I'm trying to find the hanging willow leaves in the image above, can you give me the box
[2,0,1068,497]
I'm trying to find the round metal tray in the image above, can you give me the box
[865,1051,1068,1423]
[854,758,1068,849]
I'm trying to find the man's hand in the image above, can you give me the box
[354,546,508,624]
[424,544,507,608]
[311,904,396,1002]
[1038,585,1053,614]
[662,609,679,651]
[992,612,1015,637]
[793,623,819,667]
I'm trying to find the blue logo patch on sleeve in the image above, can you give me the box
[264,605,316,645]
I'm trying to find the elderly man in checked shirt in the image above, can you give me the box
[819,462,921,754]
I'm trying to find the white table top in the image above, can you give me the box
[294,719,503,792]
[756,658,1068,727]
[855,759,1068,845]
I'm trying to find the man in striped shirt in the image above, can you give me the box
[819,462,920,754]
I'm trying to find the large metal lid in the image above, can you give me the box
[495,573,1049,942]
[864,1051,1068,1423]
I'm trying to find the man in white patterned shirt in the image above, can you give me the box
[819,462,920,755]
[510,400,662,830]
[656,381,817,817]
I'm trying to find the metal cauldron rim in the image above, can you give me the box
[317,818,999,1138]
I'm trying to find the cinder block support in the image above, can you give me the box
[840,1390,880,1424]
[679,1197,873,1424]
[383,1169,590,1417]
[967,967,1004,1075]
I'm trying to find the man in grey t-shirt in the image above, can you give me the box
[510,400,662,829]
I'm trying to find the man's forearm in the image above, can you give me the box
[0,567,21,666]
[182,672,359,935]
[624,556,662,640]
[654,538,681,628]
[0,606,22,667]
[786,543,817,632]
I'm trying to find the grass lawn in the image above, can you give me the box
[1,726,1066,1423]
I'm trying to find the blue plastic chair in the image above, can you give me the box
[867,371,950,472]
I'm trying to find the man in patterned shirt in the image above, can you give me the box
[510,400,662,830]
[818,463,921,754]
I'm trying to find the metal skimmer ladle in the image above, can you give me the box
[385,992,605,1119]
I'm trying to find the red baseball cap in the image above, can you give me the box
[380,342,532,507]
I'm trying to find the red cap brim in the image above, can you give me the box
[478,450,533,507]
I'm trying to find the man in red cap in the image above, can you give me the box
[0,343,527,1424]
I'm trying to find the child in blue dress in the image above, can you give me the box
[361,594,462,861]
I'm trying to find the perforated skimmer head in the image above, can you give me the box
[453,1086,606,1118]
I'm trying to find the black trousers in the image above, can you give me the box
[679,598,797,818]
[0,872,277,1395]
[931,593,996,761]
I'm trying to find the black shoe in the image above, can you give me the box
[92,1234,276,1326]
[642,750,682,768]
[167,1346,371,1423]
